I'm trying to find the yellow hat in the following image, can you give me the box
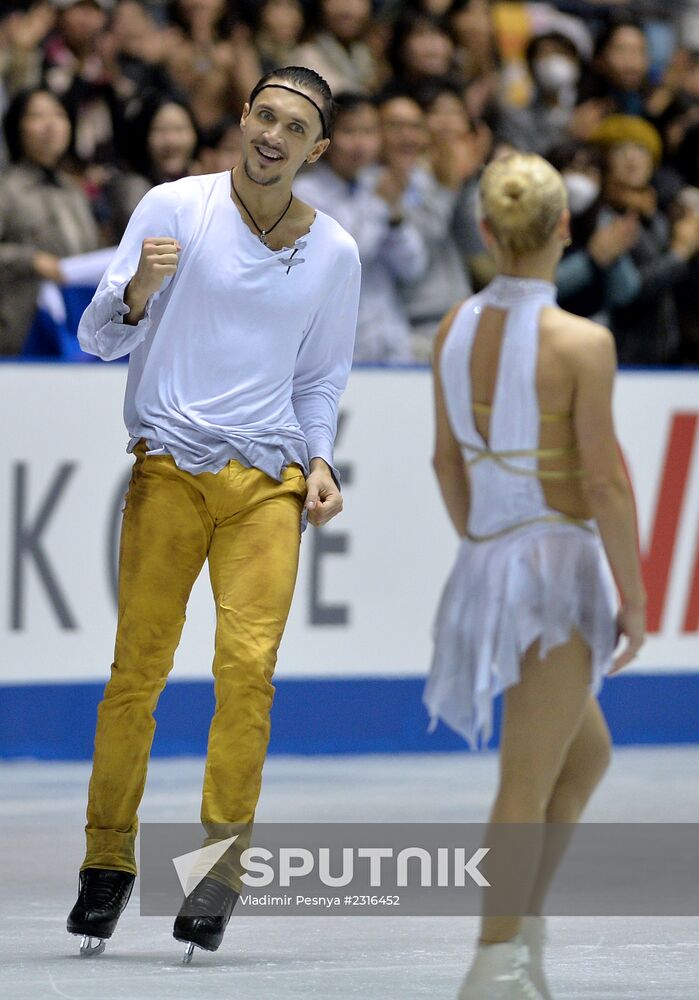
[590,114,663,166]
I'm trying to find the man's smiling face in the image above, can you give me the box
[240,85,330,187]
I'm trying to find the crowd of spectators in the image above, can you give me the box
[2,0,699,365]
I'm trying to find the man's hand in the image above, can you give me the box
[432,123,491,191]
[32,251,64,283]
[124,236,181,324]
[5,3,56,53]
[569,99,612,141]
[671,212,699,261]
[374,165,411,220]
[304,458,342,528]
[588,214,640,268]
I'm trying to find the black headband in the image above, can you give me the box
[253,84,329,139]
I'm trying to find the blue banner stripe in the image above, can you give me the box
[0,674,698,759]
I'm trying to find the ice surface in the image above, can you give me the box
[1,748,697,999]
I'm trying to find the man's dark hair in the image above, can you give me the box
[593,15,646,62]
[409,74,467,113]
[3,87,69,164]
[374,84,423,109]
[547,139,603,176]
[332,92,376,125]
[248,67,336,140]
[166,0,238,42]
[525,31,581,72]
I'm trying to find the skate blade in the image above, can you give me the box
[79,935,106,957]
[182,942,195,964]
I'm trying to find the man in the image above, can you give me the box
[293,91,428,362]
[377,86,473,362]
[67,66,360,960]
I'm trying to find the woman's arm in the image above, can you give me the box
[432,306,470,537]
[571,317,646,670]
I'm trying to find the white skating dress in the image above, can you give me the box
[424,275,618,749]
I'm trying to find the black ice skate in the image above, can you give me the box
[67,867,135,957]
[173,875,239,963]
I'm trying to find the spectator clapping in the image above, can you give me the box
[2,0,699,365]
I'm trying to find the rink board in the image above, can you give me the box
[2,673,699,759]
[0,364,698,756]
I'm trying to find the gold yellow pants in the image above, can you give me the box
[82,439,306,881]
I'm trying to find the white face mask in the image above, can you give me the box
[564,172,600,216]
[534,54,580,93]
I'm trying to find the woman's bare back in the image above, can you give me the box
[469,303,604,521]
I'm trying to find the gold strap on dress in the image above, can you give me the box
[462,441,585,481]
[466,513,594,543]
[473,401,571,423]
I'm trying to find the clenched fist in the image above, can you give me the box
[124,236,181,324]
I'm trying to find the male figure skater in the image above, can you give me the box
[67,66,360,959]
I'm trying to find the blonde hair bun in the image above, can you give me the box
[479,153,567,257]
[503,178,525,200]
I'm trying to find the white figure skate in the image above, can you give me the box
[457,937,544,1000]
[520,917,554,999]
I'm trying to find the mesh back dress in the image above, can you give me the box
[424,275,618,749]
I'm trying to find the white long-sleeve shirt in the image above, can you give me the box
[78,171,361,483]
[293,161,428,363]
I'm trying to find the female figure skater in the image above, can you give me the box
[425,152,646,999]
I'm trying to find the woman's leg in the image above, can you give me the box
[525,697,612,914]
[480,630,592,944]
